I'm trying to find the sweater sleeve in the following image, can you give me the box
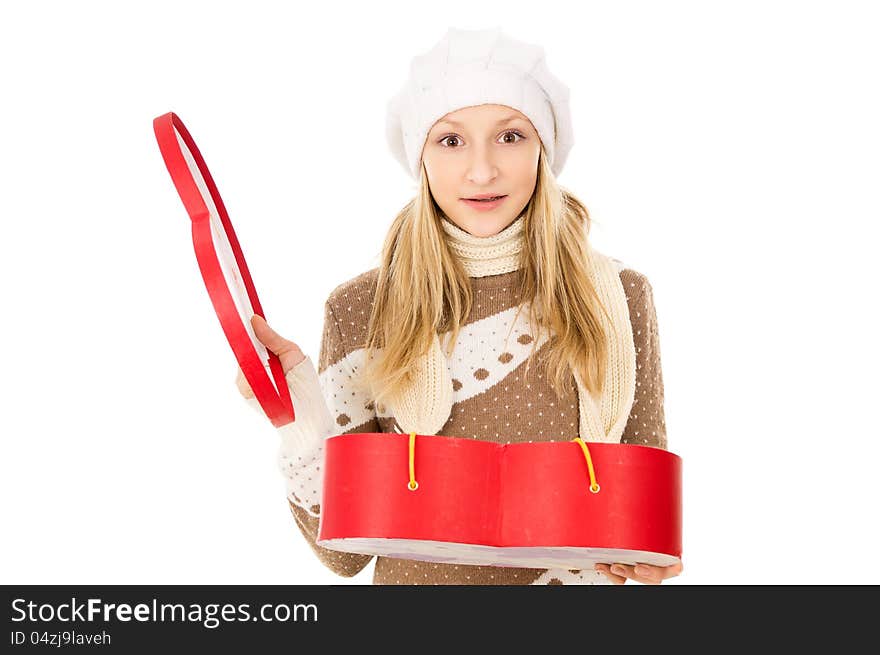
[245,298,378,578]
[620,276,668,450]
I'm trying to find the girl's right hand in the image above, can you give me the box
[235,315,306,399]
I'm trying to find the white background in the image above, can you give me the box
[2,0,878,585]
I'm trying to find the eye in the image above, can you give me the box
[500,130,526,144]
[437,130,527,148]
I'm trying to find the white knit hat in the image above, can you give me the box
[386,26,575,181]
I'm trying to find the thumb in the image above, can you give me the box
[250,314,288,355]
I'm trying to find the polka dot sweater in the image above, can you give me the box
[261,264,667,585]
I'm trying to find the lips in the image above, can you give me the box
[465,195,506,202]
[461,195,508,211]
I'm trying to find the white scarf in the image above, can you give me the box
[388,214,636,444]
[440,214,525,276]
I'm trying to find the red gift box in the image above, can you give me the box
[318,432,682,569]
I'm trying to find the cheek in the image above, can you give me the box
[424,166,454,204]
[432,176,459,203]
[511,151,539,188]
[513,171,538,197]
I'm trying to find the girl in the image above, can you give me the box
[237,27,682,585]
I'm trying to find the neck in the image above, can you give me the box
[440,213,525,277]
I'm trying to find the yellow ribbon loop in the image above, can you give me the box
[571,437,600,493]
[408,432,419,491]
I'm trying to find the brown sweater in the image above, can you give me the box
[282,264,667,585]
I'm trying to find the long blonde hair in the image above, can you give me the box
[358,147,612,409]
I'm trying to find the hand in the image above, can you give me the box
[235,315,306,399]
[594,561,683,585]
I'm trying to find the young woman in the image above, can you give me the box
[237,27,682,585]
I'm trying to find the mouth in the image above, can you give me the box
[462,194,507,202]
[461,195,508,211]
[461,195,508,210]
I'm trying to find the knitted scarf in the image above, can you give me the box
[387,213,636,444]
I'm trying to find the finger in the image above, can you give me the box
[250,315,291,355]
[612,563,660,585]
[634,564,669,583]
[593,564,626,585]
[652,561,684,581]
[235,372,254,399]
[235,368,254,399]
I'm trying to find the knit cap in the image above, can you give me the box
[385,27,575,181]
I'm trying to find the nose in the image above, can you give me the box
[465,144,499,183]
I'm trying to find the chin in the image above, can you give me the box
[452,216,515,238]
[470,226,503,237]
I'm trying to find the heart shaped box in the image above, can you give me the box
[317,433,682,569]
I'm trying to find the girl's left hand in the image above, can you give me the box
[594,561,683,585]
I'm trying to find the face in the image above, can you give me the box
[422,104,541,238]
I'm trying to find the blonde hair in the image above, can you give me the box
[358,147,612,409]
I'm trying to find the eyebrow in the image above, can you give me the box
[434,115,525,129]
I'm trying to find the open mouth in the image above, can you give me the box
[466,195,506,202]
